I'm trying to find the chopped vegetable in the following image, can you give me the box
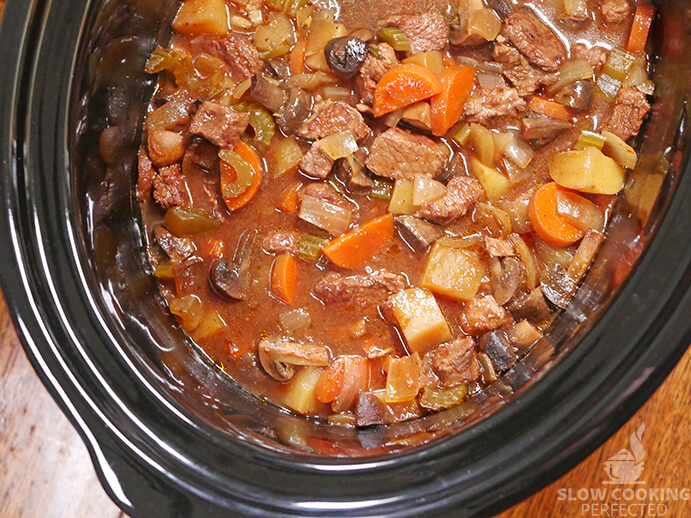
[596,73,622,100]
[386,287,452,354]
[413,176,447,206]
[331,356,370,412]
[279,309,312,334]
[388,179,420,215]
[508,234,538,289]
[305,11,348,72]
[172,0,230,36]
[549,146,626,194]
[402,51,444,76]
[154,262,176,281]
[549,59,593,93]
[164,207,220,235]
[627,3,655,53]
[373,64,443,117]
[469,123,495,166]
[296,234,328,261]
[283,366,326,414]
[318,132,359,160]
[271,254,298,304]
[377,27,411,51]
[563,0,588,20]
[315,357,345,403]
[265,0,309,16]
[575,130,606,150]
[601,130,638,169]
[232,102,276,152]
[169,294,204,330]
[322,213,394,269]
[277,182,303,213]
[420,242,485,300]
[194,311,228,340]
[254,12,296,59]
[266,136,304,178]
[528,182,584,246]
[603,49,635,82]
[430,66,476,137]
[528,96,570,121]
[290,39,308,75]
[209,239,225,259]
[145,99,190,132]
[467,8,502,41]
[419,384,467,411]
[298,195,353,234]
[370,177,395,201]
[555,190,605,233]
[453,123,471,146]
[470,157,510,201]
[502,133,535,169]
[220,141,264,212]
[385,353,422,403]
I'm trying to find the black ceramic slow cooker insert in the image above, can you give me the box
[0,0,689,516]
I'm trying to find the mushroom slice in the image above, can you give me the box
[209,229,256,300]
[258,339,331,381]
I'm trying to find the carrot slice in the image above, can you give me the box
[373,64,443,117]
[277,181,303,213]
[528,96,570,122]
[627,3,655,53]
[209,239,225,259]
[270,253,297,304]
[529,182,584,246]
[322,213,394,269]
[290,40,307,75]
[315,358,345,403]
[430,65,476,136]
[220,140,264,213]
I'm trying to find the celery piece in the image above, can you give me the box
[297,234,328,261]
[602,49,635,82]
[219,149,254,198]
[453,123,471,146]
[371,177,395,201]
[377,27,411,52]
[154,262,176,281]
[232,102,276,151]
[164,207,220,235]
[596,73,621,100]
[575,130,606,150]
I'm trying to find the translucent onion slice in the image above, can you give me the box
[298,195,353,234]
[413,176,447,206]
[555,190,605,233]
[279,308,312,334]
[319,132,359,160]
[549,59,594,93]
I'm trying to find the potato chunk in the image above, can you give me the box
[470,157,510,200]
[282,366,326,414]
[420,243,485,301]
[387,288,452,355]
[549,145,626,194]
[173,0,230,36]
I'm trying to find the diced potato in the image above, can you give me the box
[401,102,432,132]
[385,353,422,403]
[387,288,452,355]
[549,146,626,194]
[193,311,228,340]
[388,179,420,215]
[469,123,495,166]
[601,130,638,169]
[420,243,485,301]
[470,157,510,200]
[282,366,326,414]
[305,11,347,72]
[402,51,444,75]
[266,135,304,177]
[172,0,230,36]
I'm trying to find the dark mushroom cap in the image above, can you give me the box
[324,36,369,80]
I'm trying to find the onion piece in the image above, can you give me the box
[467,8,502,41]
[279,308,312,334]
[509,234,538,289]
[298,195,353,234]
[549,59,594,94]
[495,198,531,234]
[322,85,353,103]
[621,57,648,88]
[555,190,605,232]
[332,356,370,413]
[436,233,483,249]
[286,72,339,90]
[413,176,447,206]
[319,132,359,160]
[503,133,534,169]
[477,72,506,89]
[476,202,513,236]
[601,130,638,169]
[563,0,588,20]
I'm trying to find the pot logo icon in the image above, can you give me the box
[603,423,646,484]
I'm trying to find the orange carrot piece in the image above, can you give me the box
[277,181,303,213]
[290,40,307,75]
[529,183,584,246]
[220,140,264,213]
[528,96,571,121]
[430,65,476,136]
[627,3,655,53]
[322,213,394,269]
[315,358,345,403]
[209,239,225,259]
[270,253,297,304]
[373,64,443,117]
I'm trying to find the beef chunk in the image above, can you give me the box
[603,87,651,141]
[211,35,264,81]
[464,87,527,123]
[507,287,552,324]
[430,337,480,388]
[356,392,395,426]
[189,101,250,148]
[137,146,154,202]
[415,176,483,225]
[365,127,451,180]
[485,236,515,257]
[299,141,335,179]
[502,8,567,71]
[395,215,442,252]
[492,36,522,66]
[459,295,514,335]
[297,101,371,141]
[312,271,407,307]
[478,329,516,373]
[601,0,632,24]
[572,43,608,72]
[152,164,189,210]
[262,231,300,255]
[378,11,447,55]
[182,138,220,176]
[503,58,558,97]
[154,227,197,261]
[356,43,398,103]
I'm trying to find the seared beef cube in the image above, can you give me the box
[154,227,197,261]
[312,271,407,308]
[377,11,447,55]
[430,337,480,388]
[212,35,264,81]
[502,8,567,71]
[459,295,514,335]
[356,43,398,103]
[572,43,608,73]
[335,151,375,189]
[484,237,515,257]
[464,87,527,124]
[503,59,558,97]
[478,329,517,373]
[365,128,451,181]
[502,319,542,350]
[395,215,442,252]
[297,101,371,141]
[152,164,190,210]
[603,87,651,141]
[415,176,483,225]
[601,0,632,24]
[493,36,522,66]
[356,392,393,426]
[262,231,301,255]
[299,141,335,179]
[182,138,220,176]
[137,146,154,202]
[507,287,552,324]
[189,101,250,148]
